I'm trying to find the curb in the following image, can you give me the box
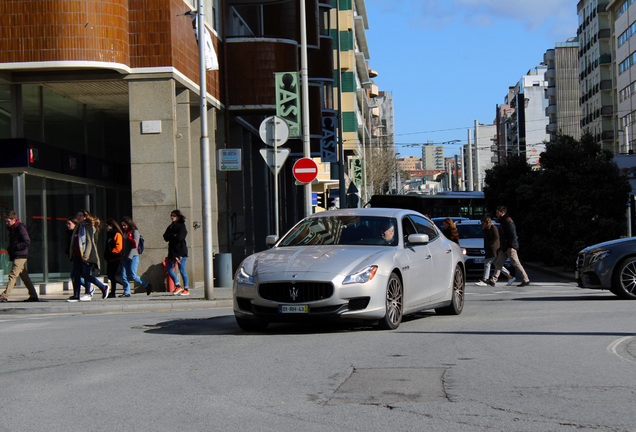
[0,299,234,315]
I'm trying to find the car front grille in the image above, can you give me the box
[258,282,334,303]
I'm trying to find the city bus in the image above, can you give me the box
[369,191,487,219]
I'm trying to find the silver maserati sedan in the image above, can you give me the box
[233,208,466,331]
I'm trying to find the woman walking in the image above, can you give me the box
[120,216,152,297]
[104,218,123,298]
[68,210,109,302]
[163,209,190,296]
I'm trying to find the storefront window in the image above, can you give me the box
[43,87,85,154]
[0,85,11,139]
[22,85,43,142]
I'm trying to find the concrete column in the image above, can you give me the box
[128,78,178,291]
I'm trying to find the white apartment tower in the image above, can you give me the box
[422,143,445,171]
[578,0,614,152]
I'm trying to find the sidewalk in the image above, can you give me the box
[0,283,233,315]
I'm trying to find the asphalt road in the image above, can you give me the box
[1,268,634,432]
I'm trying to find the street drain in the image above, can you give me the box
[328,367,447,405]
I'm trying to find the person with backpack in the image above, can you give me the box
[163,209,190,296]
[119,216,152,297]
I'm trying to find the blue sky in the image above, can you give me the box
[364,0,579,158]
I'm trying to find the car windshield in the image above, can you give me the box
[279,216,399,247]
[456,224,484,239]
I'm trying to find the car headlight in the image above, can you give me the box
[343,265,378,285]
[589,249,610,264]
[461,248,467,255]
[235,266,254,285]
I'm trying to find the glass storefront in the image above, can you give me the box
[0,171,123,285]
[0,81,131,286]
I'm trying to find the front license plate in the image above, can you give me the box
[279,305,309,314]
[473,258,485,264]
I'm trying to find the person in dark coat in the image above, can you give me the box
[0,211,38,302]
[488,206,530,287]
[163,209,189,296]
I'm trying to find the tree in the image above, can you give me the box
[483,134,631,267]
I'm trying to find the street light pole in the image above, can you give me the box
[300,0,312,216]
[196,0,214,299]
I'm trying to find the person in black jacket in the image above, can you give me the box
[0,211,39,302]
[488,206,530,287]
[163,209,189,296]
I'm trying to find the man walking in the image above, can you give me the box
[0,211,39,302]
[487,205,530,287]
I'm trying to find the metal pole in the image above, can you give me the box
[467,129,473,192]
[197,0,214,298]
[273,124,279,237]
[474,120,481,191]
[300,0,312,216]
[335,0,346,207]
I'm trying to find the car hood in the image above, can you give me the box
[245,246,391,278]
[579,237,636,253]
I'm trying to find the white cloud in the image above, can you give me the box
[380,0,579,38]
[455,0,575,30]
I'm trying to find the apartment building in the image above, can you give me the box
[578,0,614,152]
[544,38,582,142]
[397,156,423,172]
[609,0,636,153]
[422,143,445,171]
[505,65,550,167]
[0,0,222,286]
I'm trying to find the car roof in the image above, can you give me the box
[306,207,425,220]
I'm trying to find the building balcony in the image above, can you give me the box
[601,105,613,116]
[598,29,611,39]
[226,38,299,109]
[599,54,611,65]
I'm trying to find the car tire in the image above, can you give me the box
[436,264,465,315]
[235,316,269,331]
[378,273,403,330]
[611,257,636,299]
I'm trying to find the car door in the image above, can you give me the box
[401,216,435,309]
[409,215,453,302]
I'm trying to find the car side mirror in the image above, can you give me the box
[407,233,429,245]
[266,235,279,246]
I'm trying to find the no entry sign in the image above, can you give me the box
[292,158,318,184]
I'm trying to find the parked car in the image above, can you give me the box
[575,237,636,299]
[233,208,466,331]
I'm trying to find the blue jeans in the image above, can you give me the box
[166,256,189,288]
[71,256,105,297]
[121,256,148,295]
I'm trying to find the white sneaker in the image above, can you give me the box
[475,281,487,286]
[506,277,517,286]
[79,294,92,302]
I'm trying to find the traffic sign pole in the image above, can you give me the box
[259,116,290,238]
